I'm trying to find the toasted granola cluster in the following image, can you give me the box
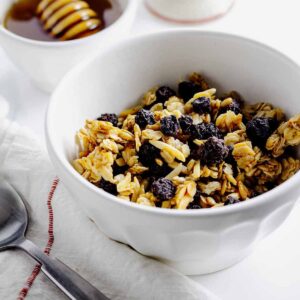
[73,73,300,209]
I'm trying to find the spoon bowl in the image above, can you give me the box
[0,180,27,250]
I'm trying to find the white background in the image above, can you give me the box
[1,0,300,299]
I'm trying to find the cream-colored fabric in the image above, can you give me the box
[0,120,218,300]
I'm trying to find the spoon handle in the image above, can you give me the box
[16,238,109,300]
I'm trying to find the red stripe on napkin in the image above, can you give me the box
[17,178,59,300]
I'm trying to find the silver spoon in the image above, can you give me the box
[0,180,109,300]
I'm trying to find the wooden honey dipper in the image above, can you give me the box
[36,0,102,41]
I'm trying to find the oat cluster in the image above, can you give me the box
[73,73,300,209]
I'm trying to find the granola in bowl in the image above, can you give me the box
[73,73,300,209]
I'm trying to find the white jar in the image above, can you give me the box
[146,0,235,23]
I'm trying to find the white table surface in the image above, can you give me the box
[1,0,300,299]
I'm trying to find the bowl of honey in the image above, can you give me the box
[0,0,137,92]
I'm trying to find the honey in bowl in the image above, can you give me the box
[4,0,122,41]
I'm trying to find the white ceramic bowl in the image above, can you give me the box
[46,30,300,275]
[0,0,137,93]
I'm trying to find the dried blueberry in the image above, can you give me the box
[187,189,201,209]
[224,145,236,166]
[113,163,128,176]
[192,97,211,114]
[98,179,117,195]
[224,196,240,206]
[202,137,229,165]
[219,99,241,115]
[138,143,160,167]
[246,117,276,147]
[135,109,155,129]
[160,115,180,136]
[194,189,201,201]
[179,115,193,135]
[187,203,202,209]
[151,178,176,201]
[156,86,176,103]
[189,143,205,160]
[191,123,222,140]
[97,113,118,127]
[150,162,172,177]
[178,81,202,102]
[265,182,276,190]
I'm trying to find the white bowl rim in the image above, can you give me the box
[46,29,300,217]
[0,0,136,48]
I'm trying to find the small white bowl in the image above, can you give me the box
[0,0,137,93]
[46,30,300,275]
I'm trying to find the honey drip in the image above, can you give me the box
[37,0,100,40]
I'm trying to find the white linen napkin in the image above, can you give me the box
[0,120,218,300]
